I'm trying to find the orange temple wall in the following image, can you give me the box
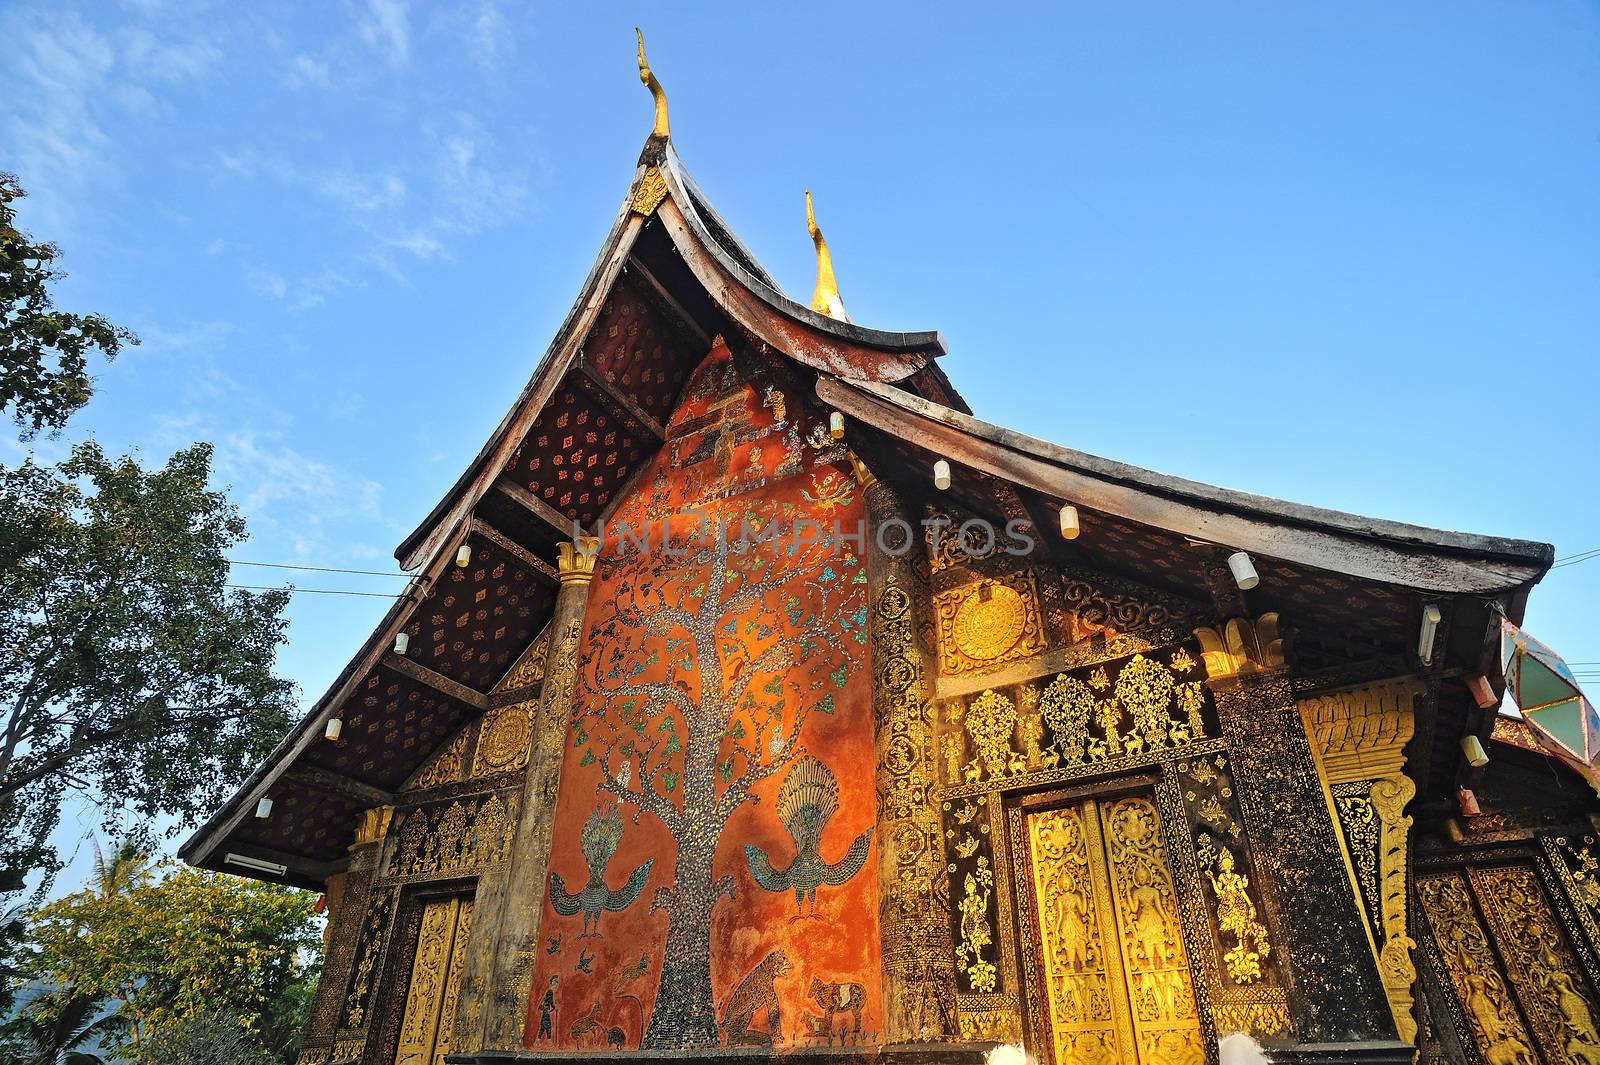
[524,339,882,1051]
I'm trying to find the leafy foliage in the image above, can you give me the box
[20,859,319,1060]
[142,1012,280,1065]
[0,174,135,439]
[0,442,295,891]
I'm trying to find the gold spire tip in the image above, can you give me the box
[806,191,845,320]
[635,28,669,139]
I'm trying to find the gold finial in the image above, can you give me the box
[635,28,669,139]
[806,190,849,321]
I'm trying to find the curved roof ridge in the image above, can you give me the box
[660,145,947,357]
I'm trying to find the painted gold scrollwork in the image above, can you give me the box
[408,731,466,792]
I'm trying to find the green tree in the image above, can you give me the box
[0,173,135,439]
[21,859,320,1061]
[0,842,145,1064]
[0,442,296,890]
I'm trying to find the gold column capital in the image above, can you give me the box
[351,805,393,850]
[556,536,600,585]
[848,453,879,492]
[1194,614,1285,682]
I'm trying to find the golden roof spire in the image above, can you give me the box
[635,28,669,140]
[806,191,850,322]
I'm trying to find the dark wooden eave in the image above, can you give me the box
[818,375,1553,599]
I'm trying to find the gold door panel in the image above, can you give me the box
[394,896,473,1065]
[1027,796,1203,1065]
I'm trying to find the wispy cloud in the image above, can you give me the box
[0,5,221,229]
[248,270,289,300]
[286,53,330,89]
[156,416,386,562]
[356,0,411,65]
[317,171,407,213]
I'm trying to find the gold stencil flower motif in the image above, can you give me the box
[1039,674,1096,765]
[1116,653,1176,751]
[1169,647,1197,674]
[964,690,1018,780]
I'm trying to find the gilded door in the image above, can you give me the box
[393,896,473,1065]
[1026,795,1204,1065]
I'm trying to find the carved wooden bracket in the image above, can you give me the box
[1194,614,1285,680]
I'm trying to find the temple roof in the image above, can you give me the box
[181,88,1555,888]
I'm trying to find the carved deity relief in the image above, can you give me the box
[1026,796,1204,1065]
[1417,873,1538,1065]
[1469,866,1600,1065]
[394,896,474,1065]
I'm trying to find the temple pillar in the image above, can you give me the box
[460,537,596,1052]
[860,466,959,1042]
[1196,616,1411,1063]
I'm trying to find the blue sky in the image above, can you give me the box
[3,1,1597,883]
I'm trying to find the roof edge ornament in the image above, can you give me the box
[806,190,850,322]
[635,28,669,140]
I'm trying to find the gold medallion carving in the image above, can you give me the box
[934,571,1046,675]
[470,703,533,776]
[953,583,1027,661]
[1026,796,1203,1065]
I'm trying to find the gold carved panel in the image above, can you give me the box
[1298,680,1419,1044]
[1417,872,1538,1065]
[934,570,1047,675]
[394,896,473,1065]
[1469,866,1600,1065]
[1025,796,1203,1065]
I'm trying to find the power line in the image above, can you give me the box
[1552,548,1600,569]
[227,559,408,578]
[226,584,403,599]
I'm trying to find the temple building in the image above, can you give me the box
[181,34,1600,1065]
